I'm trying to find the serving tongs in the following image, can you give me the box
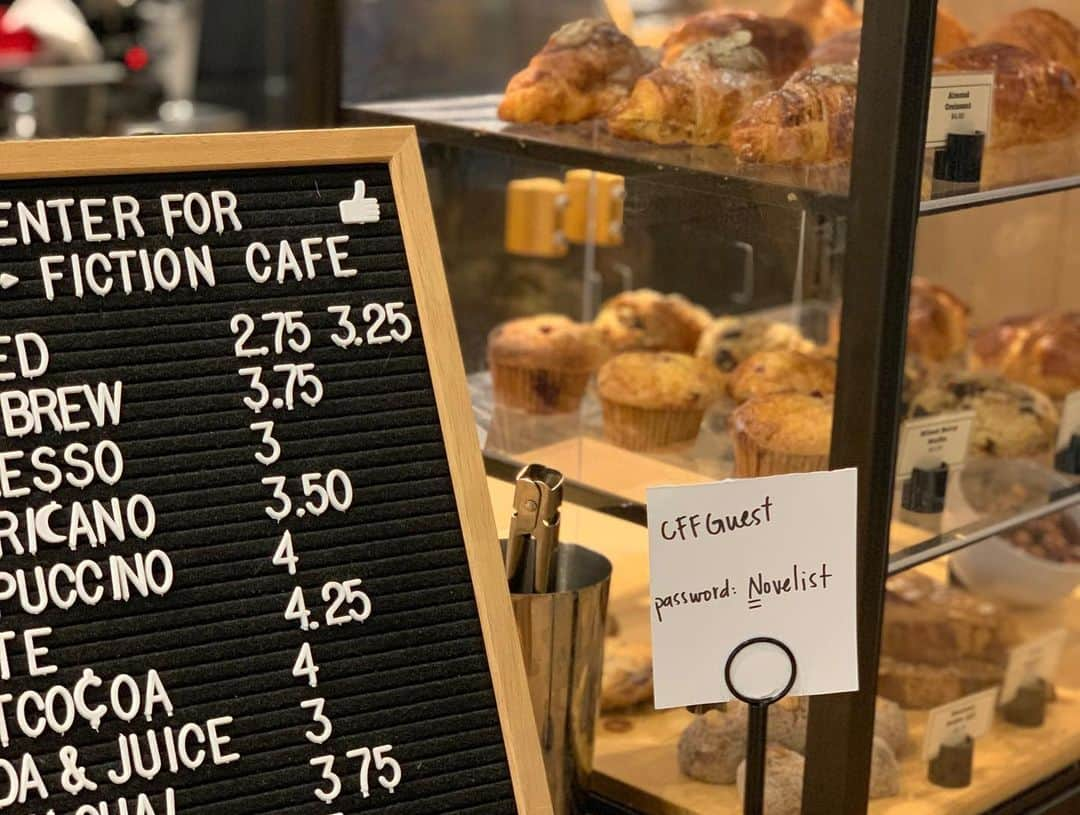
[505,463,564,595]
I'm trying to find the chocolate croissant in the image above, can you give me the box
[981,8,1080,80]
[661,11,811,80]
[608,35,776,145]
[498,19,652,124]
[936,43,1080,147]
[729,65,858,165]
[783,0,860,44]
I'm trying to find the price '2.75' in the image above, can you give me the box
[262,470,353,521]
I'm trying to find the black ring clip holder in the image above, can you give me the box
[724,637,798,815]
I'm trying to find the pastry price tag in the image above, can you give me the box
[1000,628,1068,704]
[1056,390,1080,450]
[922,686,999,761]
[646,469,858,709]
[925,72,994,149]
[896,410,975,478]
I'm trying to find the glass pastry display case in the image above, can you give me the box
[341,0,1079,812]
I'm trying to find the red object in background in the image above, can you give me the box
[0,8,38,56]
[124,45,150,72]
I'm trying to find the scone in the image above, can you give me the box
[734,741,898,806]
[601,639,653,712]
[678,706,748,784]
[874,698,910,758]
[907,371,1059,458]
[598,352,725,450]
[736,745,805,813]
[487,314,607,413]
[766,695,909,760]
[728,348,836,403]
[907,276,970,364]
[883,572,1015,667]
[594,289,712,353]
[970,312,1080,401]
[498,19,652,124]
[730,392,833,477]
[878,655,1003,709]
[869,737,902,798]
[696,316,815,383]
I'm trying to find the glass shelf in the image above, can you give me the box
[888,459,1080,575]
[920,173,1080,216]
[343,94,849,212]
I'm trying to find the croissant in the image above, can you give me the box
[935,43,1080,147]
[981,8,1080,80]
[729,65,858,164]
[609,37,776,145]
[498,19,652,124]
[934,7,974,56]
[661,11,811,80]
[804,28,861,67]
[783,0,860,44]
[970,312,1080,400]
[803,8,971,68]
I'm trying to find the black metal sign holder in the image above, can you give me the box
[724,637,799,815]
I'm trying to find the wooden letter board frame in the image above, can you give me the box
[0,127,553,815]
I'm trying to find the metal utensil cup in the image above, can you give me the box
[503,541,612,815]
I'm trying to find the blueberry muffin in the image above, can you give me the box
[594,289,712,353]
[730,392,833,477]
[597,352,725,450]
[728,348,836,403]
[696,316,815,385]
[487,314,607,413]
[907,371,1059,458]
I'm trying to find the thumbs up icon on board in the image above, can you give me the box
[339,180,381,225]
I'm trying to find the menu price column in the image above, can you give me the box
[232,305,411,808]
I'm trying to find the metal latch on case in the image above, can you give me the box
[504,178,569,258]
[505,463,564,594]
[563,169,625,247]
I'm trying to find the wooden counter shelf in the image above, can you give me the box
[484,473,1080,815]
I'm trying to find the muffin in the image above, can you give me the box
[594,289,711,353]
[728,349,836,403]
[600,639,654,712]
[487,314,607,413]
[697,316,815,385]
[597,352,724,450]
[907,371,1059,458]
[970,312,1080,401]
[730,392,833,477]
[907,276,970,364]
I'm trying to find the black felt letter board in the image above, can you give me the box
[0,164,518,814]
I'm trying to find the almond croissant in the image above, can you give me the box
[936,43,1080,148]
[981,8,1080,80]
[729,64,858,165]
[608,35,776,146]
[661,11,811,80]
[498,19,652,124]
